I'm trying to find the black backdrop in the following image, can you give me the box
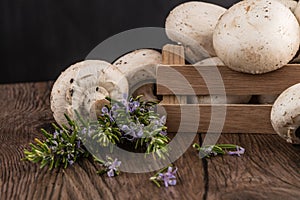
[0,0,240,83]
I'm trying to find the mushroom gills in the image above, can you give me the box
[271,83,300,144]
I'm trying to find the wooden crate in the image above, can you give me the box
[157,44,300,134]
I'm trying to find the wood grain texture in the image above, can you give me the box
[0,82,205,200]
[1,82,299,200]
[160,104,274,134]
[202,133,300,200]
[160,44,187,104]
[157,64,300,95]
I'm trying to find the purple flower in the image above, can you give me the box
[111,104,118,111]
[160,116,166,125]
[228,146,245,156]
[121,122,144,140]
[160,131,167,136]
[53,130,59,139]
[153,115,166,127]
[77,140,81,148]
[101,106,116,122]
[67,154,74,165]
[52,140,58,146]
[81,127,87,135]
[158,166,177,187]
[136,127,144,138]
[105,157,121,177]
[68,159,74,165]
[128,101,140,112]
[101,107,109,114]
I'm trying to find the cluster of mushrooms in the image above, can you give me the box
[51,0,300,144]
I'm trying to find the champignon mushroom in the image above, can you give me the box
[271,83,300,144]
[247,0,298,11]
[257,94,279,104]
[113,49,162,101]
[165,2,226,63]
[50,60,128,126]
[213,0,299,74]
[189,57,251,104]
[294,1,300,21]
[276,0,297,11]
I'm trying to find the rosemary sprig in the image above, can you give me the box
[23,114,89,170]
[94,156,121,177]
[93,95,170,159]
[193,143,245,158]
[23,95,170,172]
[150,164,177,187]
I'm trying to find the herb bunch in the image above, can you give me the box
[91,95,169,158]
[23,95,170,171]
[23,115,89,170]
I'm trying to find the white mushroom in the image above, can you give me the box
[294,1,300,22]
[271,83,300,144]
[165,2,226,63]
[50,60,128,126]
[276,0,297,11]
[113,49,162,101]
[245,0,298,11]
[213,0,299,74]
[189,57,251,104]
[257,94,279,104]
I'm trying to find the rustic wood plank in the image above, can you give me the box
[0,82,205,199]
[2,82,300,200]
[202,133,300,200]
[101,134,206,200]
[160,44,187,104]
[157,64,300,95]
[161,104,274,134]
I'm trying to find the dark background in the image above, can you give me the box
[1,0,240,83]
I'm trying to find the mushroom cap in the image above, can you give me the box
[213,0,300,74]
[165,2,226,61]
[188,57,251,104]
[51,60,128,126]
[276,0,297,11]
[113,49,162,100]
[271,83,300,144]
[246,0,298,11]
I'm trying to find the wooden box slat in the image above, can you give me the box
[156,44,298,134]
[157,64,300,95]
[160,104,273,134]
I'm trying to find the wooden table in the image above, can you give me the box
[1,82,300,200]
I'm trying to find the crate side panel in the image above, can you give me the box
[160,104,274,134]
[157,65,300,95]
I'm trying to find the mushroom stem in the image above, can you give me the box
[287,127,295,143]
